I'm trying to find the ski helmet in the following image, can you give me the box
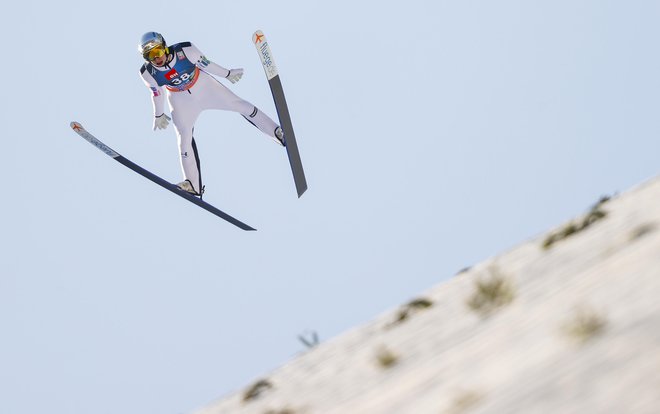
[139,32,168,61]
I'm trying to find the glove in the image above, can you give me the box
[153,113,171,131]
[226,68,244,84]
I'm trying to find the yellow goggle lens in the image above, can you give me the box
[148,46,166,61]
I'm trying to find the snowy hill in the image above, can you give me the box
[193,177,660,414]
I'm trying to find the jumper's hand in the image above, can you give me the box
[227,68,244,84]
[153,113,171,131]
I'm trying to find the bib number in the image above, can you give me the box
[170,72,192,85]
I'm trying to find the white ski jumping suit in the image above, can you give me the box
[140,41,280,194]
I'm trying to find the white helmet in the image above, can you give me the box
[139,32,168,61]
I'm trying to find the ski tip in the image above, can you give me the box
[234,222,257,231]
[70,121,84,132]
[253,30,265,44]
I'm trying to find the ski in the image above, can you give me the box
[69,122,256,231]
[253,30,308,198]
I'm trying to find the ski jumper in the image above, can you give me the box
[140,42,279,194]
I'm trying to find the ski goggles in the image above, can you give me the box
[146,46,166,61]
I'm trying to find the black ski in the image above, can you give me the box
[253,30,308,198]
[70,122,256,231]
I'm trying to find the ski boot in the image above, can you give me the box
[274,127,285,146]
[176,179,204,197]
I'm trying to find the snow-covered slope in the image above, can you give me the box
[194,177,660,414]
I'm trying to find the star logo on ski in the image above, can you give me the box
[72,123,82,131]
[254,33,265,44]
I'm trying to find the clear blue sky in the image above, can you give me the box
[2,1,659,413]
